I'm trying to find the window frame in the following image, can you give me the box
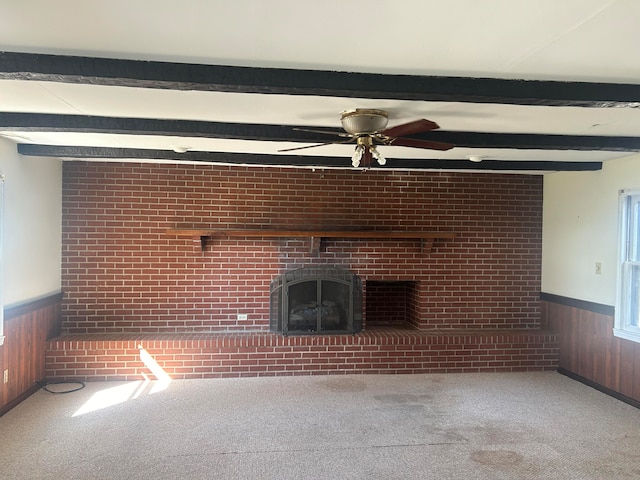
[615,189,640,343]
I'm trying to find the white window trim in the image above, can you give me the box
[613,325,640,342]
[614,189,640,343]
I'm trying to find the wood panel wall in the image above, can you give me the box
[541,293,640,405]
[0,293,62,416]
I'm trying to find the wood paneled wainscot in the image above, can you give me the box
[541,293,640,406]
[0,293,63,416]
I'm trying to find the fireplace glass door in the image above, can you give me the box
[270,267,362,335]
[288,279,349,332]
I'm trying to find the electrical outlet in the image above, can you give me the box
[237,313,248,321]
[3,369,8,384]
[595,262,602,275]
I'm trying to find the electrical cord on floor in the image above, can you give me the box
[36,379,86,394]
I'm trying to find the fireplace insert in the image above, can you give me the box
[270,266,363,335]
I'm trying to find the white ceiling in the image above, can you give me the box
[1,0,640,172]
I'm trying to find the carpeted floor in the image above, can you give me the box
[1,372,639,479]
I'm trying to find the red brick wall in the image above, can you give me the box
[62,163,543,334]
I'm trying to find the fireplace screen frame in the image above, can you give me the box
[270,266,363,335]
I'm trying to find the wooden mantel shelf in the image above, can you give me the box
[166,228,455,254]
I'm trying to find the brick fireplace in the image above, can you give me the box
[45,162,557,381]
[365,280,418,328]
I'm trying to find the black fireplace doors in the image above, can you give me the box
[270,267,362,335]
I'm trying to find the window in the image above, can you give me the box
[615,190,640,342]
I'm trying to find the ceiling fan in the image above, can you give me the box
[279,108,454,167]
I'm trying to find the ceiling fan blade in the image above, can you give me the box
[277,139,353,153]
[278,142,336,152]
[388,137,454,151]
[293,127,351,137]
[382,119,440,138]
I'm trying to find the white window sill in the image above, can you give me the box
[613,328,640,343]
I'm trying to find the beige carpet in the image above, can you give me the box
[1,372,639,479]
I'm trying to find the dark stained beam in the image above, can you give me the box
[0,112,300,141]
[16,144,602,172]
[416,131,640,152]
[1,51,640,108]
[2,112,640,152]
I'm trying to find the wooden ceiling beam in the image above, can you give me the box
[2,51,640,108]
[16,144,602,172]
[3,113,640,152]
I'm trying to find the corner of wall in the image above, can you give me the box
[542,156,640,306]
[0,138,62,305]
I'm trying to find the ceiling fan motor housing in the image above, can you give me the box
[340,108,389,135]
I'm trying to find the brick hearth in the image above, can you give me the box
[46,329,558,381]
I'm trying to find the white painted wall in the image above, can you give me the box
[0,137,61,306]
[542,153,640,306]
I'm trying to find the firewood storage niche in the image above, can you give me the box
[270,266,363,335]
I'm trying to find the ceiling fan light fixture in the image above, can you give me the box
[340,108,389,135]
[370,145,386,166]
[281,108,453,167]
[352,145,364,168]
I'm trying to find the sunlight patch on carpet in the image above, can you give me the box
[73,381,143,416]
[72,347,171,416]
